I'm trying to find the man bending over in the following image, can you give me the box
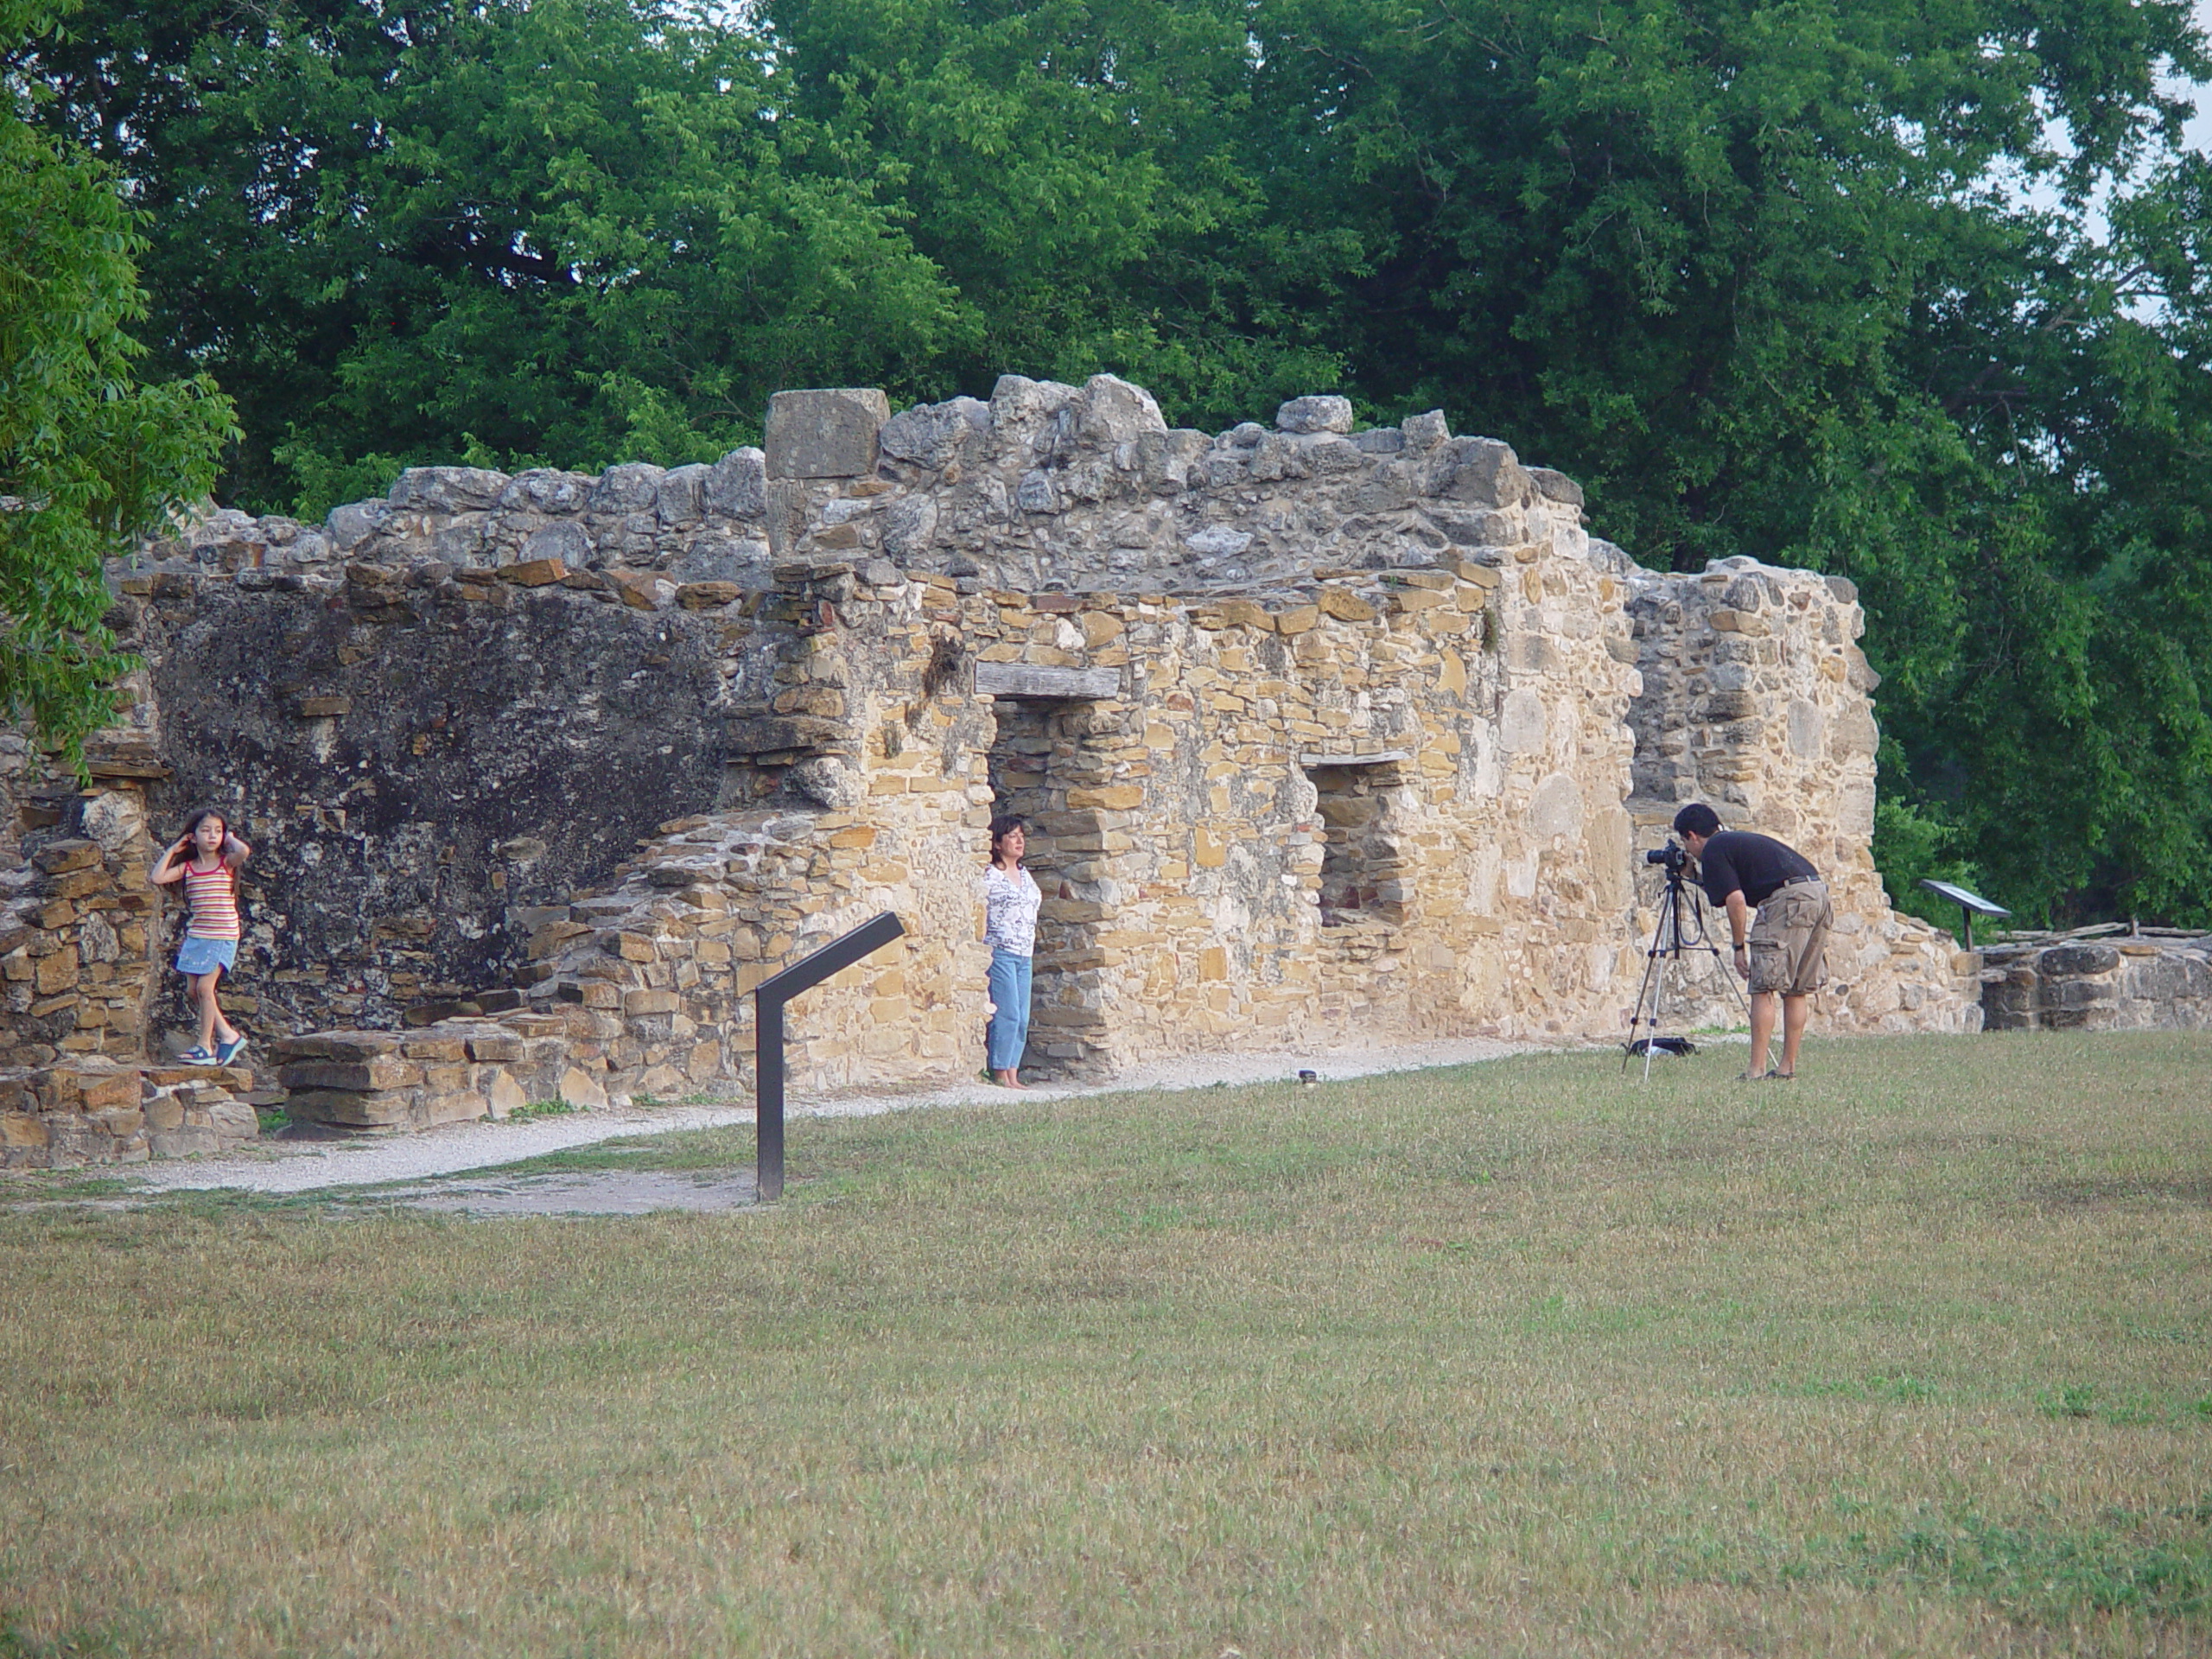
[1671,804,1834,1080]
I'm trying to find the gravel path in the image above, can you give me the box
[124,1033,1540,1196]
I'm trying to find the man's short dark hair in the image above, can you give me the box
[1672,803,1721,838]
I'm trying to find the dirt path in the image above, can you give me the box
[124,1034,1541,1196]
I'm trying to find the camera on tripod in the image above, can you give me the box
[1624,834,1749,1074]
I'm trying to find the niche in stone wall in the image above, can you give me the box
[1304,754,1410,928]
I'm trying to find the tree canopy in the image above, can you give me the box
[0,0,234,764]
[8,0,2209,923]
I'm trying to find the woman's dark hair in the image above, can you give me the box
[988,814,1027,854]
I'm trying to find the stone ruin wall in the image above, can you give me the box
[1980,936,2212,1032]
[1621,556,1978,1033]
[0,372,1982,1162]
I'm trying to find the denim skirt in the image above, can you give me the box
[175,935,238,976]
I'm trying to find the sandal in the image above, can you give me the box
[178,1046,217,1066]
[215,1033,248,1066]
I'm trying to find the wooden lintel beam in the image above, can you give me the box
[975,663,1121,700]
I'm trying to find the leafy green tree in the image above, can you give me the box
[1241,0,2209,924]
[13,0,2209,920]
[769,0,1357,426]
[1,0,233,762]
[12,0,965,514]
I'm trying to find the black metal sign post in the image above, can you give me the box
[1916,878,2010,950]
[753,910,906,1201]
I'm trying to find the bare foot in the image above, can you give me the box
[992,1069,1026,1089]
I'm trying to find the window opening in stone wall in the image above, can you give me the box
[1306,760,1408,928]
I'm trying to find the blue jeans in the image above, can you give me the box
[987,948,1033,1072]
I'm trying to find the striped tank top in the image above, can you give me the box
[181,860,241,940]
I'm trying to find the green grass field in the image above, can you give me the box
[2,1031,2207,1656]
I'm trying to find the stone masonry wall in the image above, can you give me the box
[1622,555,1980,1035]
[1980,935,2212,1031]
[0,371,1987,1153]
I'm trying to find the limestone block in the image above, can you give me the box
[606,569,676,611]
[703,447,769,520]
[1139,429,1211,492]
[588,462,666,516]
[388,467,509,513]
[327,499,391,550]
[420,1090,487,1127]
[280,1058,424,1091]
[1401,410,1451,452]
[33,840,100,874]
[2040,943,2121,977]
[501,555,570,587]
[658,463,709,526]
[1317,587,1376,623]
[285,1088,414,1128]
[559,1067,610,1109]
[495,468,593,515]
[882,495,938,558]
[1185,524,1252,558]
[44,868,105,901]
[1275,396,1354,435]
[1066,374,1167,452]
[149,1126,220,1157]
[1527,467,1585,508]
[880,397,991,469]
[766,389,891,479]
[270,1029,404,1061]
[1528,773,1585,838]
[35,950,79,995]
[521,521,592,567]
[1424,437,1530,507]
[483,1070,525,1120]
[1015,471,1059,514]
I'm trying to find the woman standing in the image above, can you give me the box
[982,814,1042,1088]
[149,807,253,1066]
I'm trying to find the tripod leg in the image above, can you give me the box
[1622,906,1671,1074]
[1643,929,1675,1084]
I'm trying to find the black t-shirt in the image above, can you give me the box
[1694,830,1817,909]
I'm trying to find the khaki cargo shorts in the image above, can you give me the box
[1748,880,1832,996]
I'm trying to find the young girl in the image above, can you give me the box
[149,808,253,1066]
[981,814,1042,1088]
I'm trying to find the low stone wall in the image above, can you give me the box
[1980,936,2212,1031]
[0,794,166,1069]
[0,1058,257,1168]
[267,1019,573,1131]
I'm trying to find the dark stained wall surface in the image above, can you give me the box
[137,575,738,1033]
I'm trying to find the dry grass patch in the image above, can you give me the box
[1,1031,2207,1656]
